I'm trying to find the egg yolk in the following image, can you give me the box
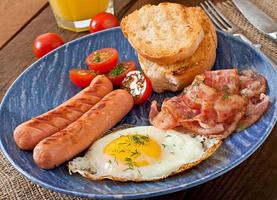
[103,134,161,167]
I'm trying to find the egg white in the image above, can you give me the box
[68,126,221,181]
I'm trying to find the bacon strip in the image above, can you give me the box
[236,70,270,132]
[236,94,270,132]
[149,69,269,138]
[239,69,266,98]
[211,109,246,139]
[204,69,240,94]
[149,101,178,129]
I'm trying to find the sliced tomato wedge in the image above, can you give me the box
[86,48,118,74]
[107,60,136,86]
[69,69,97,88]
[121,70,153,105]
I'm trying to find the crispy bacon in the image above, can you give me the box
[239,69,266,98]
[149,69,269,138]
[179,94,247,137]
[236,70,269,131]
[212,109,246,139]
[204,69,239,94]
[213,94,247,123]
[149,100,178,129]
[185,75,218,105]
[181,121,225,135]
[236,93,270,132]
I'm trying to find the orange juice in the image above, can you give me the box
[49,0,110,32]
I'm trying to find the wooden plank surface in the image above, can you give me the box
[0,0,48,49]
[0,6,87,101]
[0,0,276,200]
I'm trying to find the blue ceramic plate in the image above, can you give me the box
[0,27,276,199]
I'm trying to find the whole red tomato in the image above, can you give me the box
[89,12,119,33]
[33,33,64,58]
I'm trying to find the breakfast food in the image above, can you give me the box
[149,69,269,138]
[86,48,119,74]
[12,1,271,185]
[107,60,136,86]
[33,89,134,169]
[89,12,119,33]
[70,48,138,88]
[33,33,64,58]
[121,3,204,64]
[13,75,113,150]
[138,7,217,92]
[68,126,221,181]
[235,69,270,131]
[121,70,153,105]
[69,69,97,88]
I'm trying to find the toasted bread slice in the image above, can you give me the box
[121,3,204,64]
[139,7,217,93]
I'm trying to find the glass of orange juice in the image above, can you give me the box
[49,0,113,32]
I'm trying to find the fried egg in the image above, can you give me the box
[68,126,221,181]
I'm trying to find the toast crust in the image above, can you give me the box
[121,3,204,64]
[139,7,217,93]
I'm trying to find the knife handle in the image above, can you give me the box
[233,33,261,48]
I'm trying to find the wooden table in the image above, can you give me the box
[0,0,276,199]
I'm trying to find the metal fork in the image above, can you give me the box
[200,0,261,48]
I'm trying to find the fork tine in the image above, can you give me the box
[207,0,235,28]
[225,0,233,6]
[204,1,231,30]
[222,1,230,7]
[200,2,227,31]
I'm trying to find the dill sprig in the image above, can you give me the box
[222,85,230,100]
[93,53,101,62]
[128,134,150,145]
[108,64,125,76]
[192,81,200,87]
[130,149,140,157]
[123,157,137,171]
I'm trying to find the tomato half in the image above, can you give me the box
[86,48,119,74]
[33,33,64,58]
[107,60,136,86]
[89,12,119,33]
[69,69,97,88]
[121,70,153,105]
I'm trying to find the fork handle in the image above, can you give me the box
[233,33,261,48]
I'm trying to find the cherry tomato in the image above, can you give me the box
[69,69,97,88]
[86,48,119,74]
[107,60,136,86]
[121,70,153,105]
[33,33,64,58]
[89,12,119,33]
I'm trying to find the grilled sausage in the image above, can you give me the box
[14,75,113,150]
[33,89,134,169]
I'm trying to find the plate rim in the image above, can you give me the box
[0,27,276,199]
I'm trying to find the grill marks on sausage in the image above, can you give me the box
[34,117,60,129]
[63,105,84,115]
[41,124,83,145]
[33,89,134,169]
[13,75,113,150]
